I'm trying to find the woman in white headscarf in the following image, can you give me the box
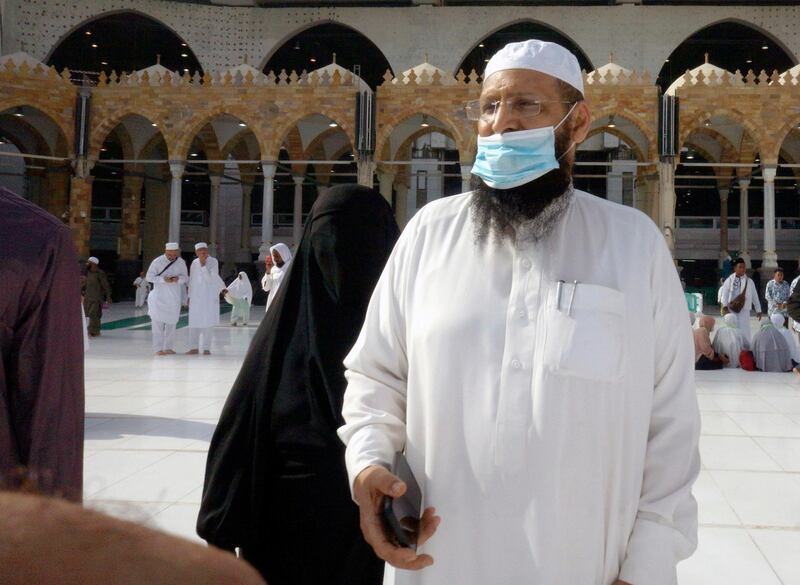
[712,313,746,368]
[752,313,793,372]
[261,243,294,312]
[226,272,253,327]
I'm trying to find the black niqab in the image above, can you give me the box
[197,185,399,584]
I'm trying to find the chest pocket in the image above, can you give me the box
[536,282,626,382]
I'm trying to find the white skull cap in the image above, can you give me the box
[484,39,584,95]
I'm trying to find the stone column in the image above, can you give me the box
[739,178,751,266]
[120,174,145,261]
[168,162,184,243]
[292,174,304,246]
[377,167,396,205]
[718,187,729,266]
[357,156,376,187]
[657,160,677,255]
[460,163,472,194]
[46,164,71,221]
[68,175,94,258]
[761,166,778,270]
[209,175,221,257]
[394,176,409,229]
[240,181,253,253]
[142,168,170,268]
[258,162,276,261]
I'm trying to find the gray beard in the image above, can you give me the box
[469,176,575,246]
[514,187,574,244]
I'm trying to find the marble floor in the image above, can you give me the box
[83,304,800,584]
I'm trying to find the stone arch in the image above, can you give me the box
[266,110,355,162]
[584,127,646,164]
[767,113,800,163]
[588,108,656,160]
[679,108,764,157]
[684,127,740,164]
[392,126,459,162]
[0,101,73,157]
[44,8,201,70]
[89,110,167,161]
[376,108,466,165]
[220,129,262,161]
[173,107,269,162]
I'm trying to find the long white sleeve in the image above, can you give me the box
[720,275,733,307]
[618,237,701,585]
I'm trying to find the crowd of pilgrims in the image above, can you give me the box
[693,259,800,374]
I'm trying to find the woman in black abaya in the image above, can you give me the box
[197,184,399,585]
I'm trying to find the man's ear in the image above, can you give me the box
[570,101,592,144]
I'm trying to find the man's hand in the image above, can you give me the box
[265,256,274,272]
[757,312,763,321]
[353,465,440,571]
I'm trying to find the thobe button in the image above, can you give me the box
[521,258,532,269]
[511,359,522,369]
[517,309,526,319]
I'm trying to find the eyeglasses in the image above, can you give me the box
[465,97,575,122]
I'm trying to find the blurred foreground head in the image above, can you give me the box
[0,491,266,585]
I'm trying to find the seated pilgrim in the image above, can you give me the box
[769,313,800,376]
[694,316,729,370]
[712,313,746,368]
[752,313,794,372]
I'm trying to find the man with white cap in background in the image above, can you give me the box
[146,242,189,356]
[261,242,294,312]
[186,242,226,355]
[339,40,699,585]
[83,256,112,337]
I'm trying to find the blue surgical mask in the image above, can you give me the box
[471,104,577,190]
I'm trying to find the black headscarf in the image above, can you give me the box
[197,184,400,551]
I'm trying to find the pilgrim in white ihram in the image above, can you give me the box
[262,243,293,312]
[720,263,762,346]
[146,242,189,355]
[187,242,226,355]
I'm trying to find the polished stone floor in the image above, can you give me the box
[83,304,800,584]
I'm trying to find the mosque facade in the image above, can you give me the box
[1,0,800,292]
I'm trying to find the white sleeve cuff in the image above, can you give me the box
[618,518,684,585]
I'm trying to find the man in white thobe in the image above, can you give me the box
[720,257,763,347]
[261,242,293,312]
[338,40,700,585]
[186,242,226,355]
[133,272,150,308]
[146,242,189,356]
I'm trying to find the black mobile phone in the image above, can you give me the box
[381,451,422,550]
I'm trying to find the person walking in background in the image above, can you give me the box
[83,256,112,338]
[146,242,189,356]
[765,267,790,320]
[187,243,227,355]
[226,272,253,327]
[720,258,762,346]
[262,243,294,312]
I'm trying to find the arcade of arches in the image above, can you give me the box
[2,13,800,293]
